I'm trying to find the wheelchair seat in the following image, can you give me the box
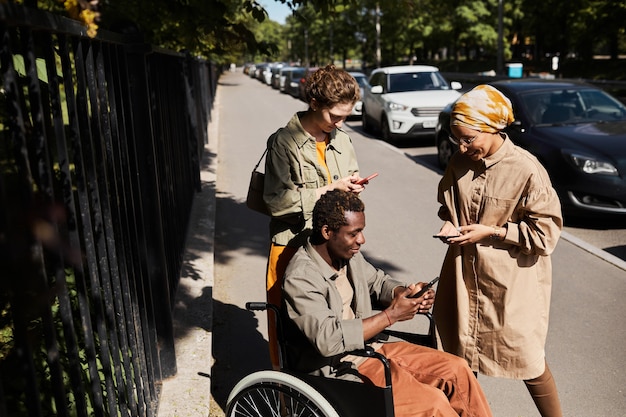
[225,301,437,417]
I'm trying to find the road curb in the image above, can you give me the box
[560,230,626,272]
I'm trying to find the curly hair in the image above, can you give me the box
[304,64,360,108]
[312,190,364,238]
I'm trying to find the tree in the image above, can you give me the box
[574,0,626,60]
[25,0,626,68]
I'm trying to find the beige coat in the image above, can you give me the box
[263,112,360,247]
[434,138,563,379]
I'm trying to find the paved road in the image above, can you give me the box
[210,70,626,416]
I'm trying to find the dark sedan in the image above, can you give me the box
[435,79,626,216]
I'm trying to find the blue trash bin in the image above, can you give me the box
[507,63,523,78]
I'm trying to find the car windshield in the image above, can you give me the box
[388,71,450,93]
[520,88,626,125]
[353,75,368,89]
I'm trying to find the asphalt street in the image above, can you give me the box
[209,70,626,417]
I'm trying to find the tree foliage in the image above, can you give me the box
[26,0,626,68]
[275,0,624,74]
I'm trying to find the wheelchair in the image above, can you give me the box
[225,301,437,417]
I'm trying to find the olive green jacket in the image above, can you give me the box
[263,112,360,247]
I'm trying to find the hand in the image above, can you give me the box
[345,174,365,193]
[317,175,363,199]
[434,221,460,244]
[331,174,364,193]
[447,224,494,245]
[387,284,434,323]
[407,282,435,313]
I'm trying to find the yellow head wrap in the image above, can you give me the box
[451,84,514,133]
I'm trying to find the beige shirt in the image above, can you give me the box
[333,265,383,367]
[335,264,356,320]
[434,137,563,379]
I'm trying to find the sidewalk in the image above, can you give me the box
[156,98,220,417]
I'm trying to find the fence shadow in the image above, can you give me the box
[214,194,270,265]
[210,299,272,410]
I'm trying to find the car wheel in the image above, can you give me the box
[437,134,455,169]
[381,116,392,141]
[362,107,373,133]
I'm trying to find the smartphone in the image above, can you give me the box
[432,235,458,240]
[408,277,440,299]
[356,172,378,185]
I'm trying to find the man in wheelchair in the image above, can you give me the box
[283,190,493,417]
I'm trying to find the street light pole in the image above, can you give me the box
[304,28,309,67]
[375,2,381,68]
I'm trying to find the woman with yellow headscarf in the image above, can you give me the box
[433,85,564,417]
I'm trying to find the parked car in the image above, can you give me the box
[361,65,462,141]
[298,67,319,101]
[253,63,268,80]
[348,71,368,118]
[278,66,301,92]
[262,63,276,85]
[435,79,626,216]
[270,63,286,89]
[283,67,306,98]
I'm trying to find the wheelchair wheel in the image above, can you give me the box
[226,370,340,417]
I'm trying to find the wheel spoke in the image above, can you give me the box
[228,382,329,417]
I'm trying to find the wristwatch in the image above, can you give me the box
[490,225,503,240]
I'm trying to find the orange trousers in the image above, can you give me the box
[266,243,298,368]
[358,342,493,417]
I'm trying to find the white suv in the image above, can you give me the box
[362,65,462,141]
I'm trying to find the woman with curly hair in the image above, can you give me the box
[263,64,370,367]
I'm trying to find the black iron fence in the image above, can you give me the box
[0,3,217,416]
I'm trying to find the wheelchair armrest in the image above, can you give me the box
[346,346,392,388]
[348,345,376,357]
[382,311,437,349]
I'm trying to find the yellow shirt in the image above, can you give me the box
[316,138,331,182]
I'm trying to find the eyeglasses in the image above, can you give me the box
[449,131,481,146]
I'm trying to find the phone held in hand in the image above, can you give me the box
[356,172,378,185]
[408,277,440,299]
[432,234,458,242]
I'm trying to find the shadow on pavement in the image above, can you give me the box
[210,299,271,410]
[564,214,626,260]
[214,192,269,265]
[211,193,271,410]
[404,152,443,174]
[360,251,408,276]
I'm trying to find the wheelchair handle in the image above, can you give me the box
[246,302,269,311]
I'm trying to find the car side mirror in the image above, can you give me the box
[450,81,462,90]
[371,85,383,94]
[509,120,525,133]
